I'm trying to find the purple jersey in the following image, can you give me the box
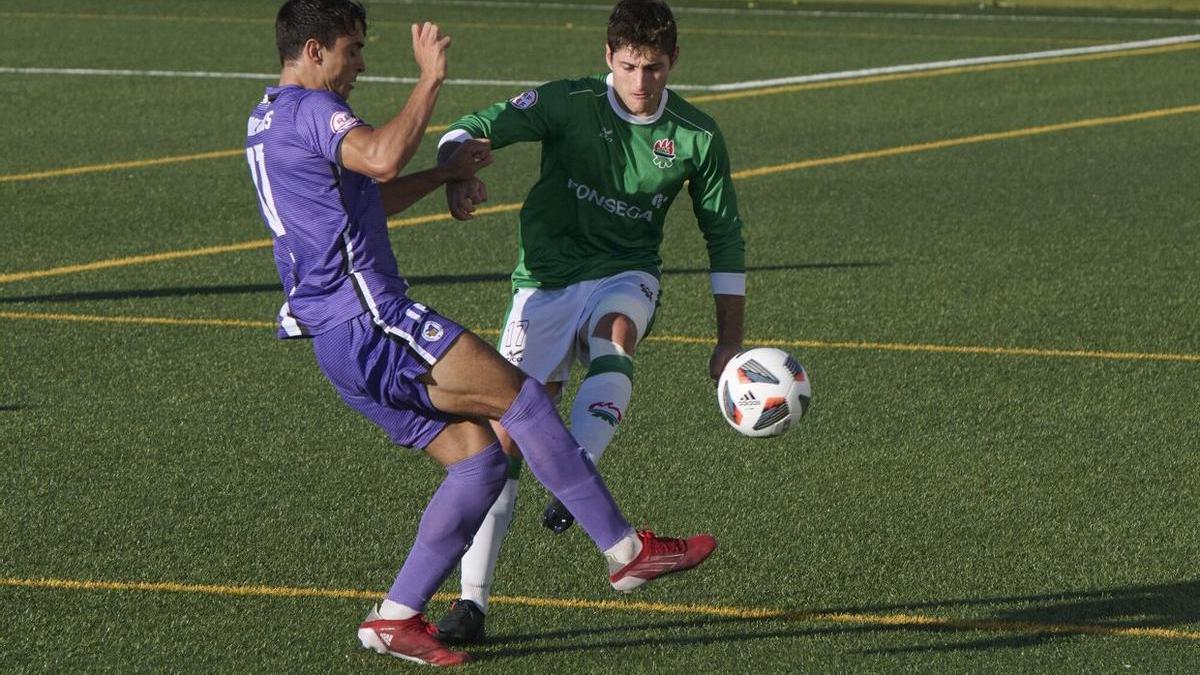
[245,85,409,338]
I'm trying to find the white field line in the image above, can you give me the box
[4,34,1198,93]
[0,67,547,89]
[370,0,1200,26]
[704,33,1200,92]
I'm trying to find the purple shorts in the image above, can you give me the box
[311,297,466,449]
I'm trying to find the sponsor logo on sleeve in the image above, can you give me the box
[329,111,359,134]
[509,89,538,110]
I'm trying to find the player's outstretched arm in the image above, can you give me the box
[378,139,492,216]
[340,22,451,181]
[709,294,745,380]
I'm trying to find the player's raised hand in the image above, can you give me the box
[411,22,451,83]
[447,177,489,221]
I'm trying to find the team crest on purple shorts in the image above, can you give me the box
[422,320,445,342]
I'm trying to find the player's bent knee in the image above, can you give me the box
[425,418,500,467]
[590,312,640,356]
[591,311,637,336]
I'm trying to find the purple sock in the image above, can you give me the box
[500,377,633,551]
[386,442,508,610]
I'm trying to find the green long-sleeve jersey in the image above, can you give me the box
[445,73,745,290]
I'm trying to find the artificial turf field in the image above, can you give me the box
[3,0,1200,671]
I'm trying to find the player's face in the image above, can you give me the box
[606,44,677,116]
[319,25,366,99]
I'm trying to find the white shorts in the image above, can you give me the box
[497,271,660,384]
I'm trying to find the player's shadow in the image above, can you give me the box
[0,404,27,412]
[474,578,1199,661]
[661,261,885,277]
[488,615,765,645]
[475,615,858,662]
[0,262,884,305]
[845,578,1200,654]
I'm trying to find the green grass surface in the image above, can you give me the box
[3,1,1199,672]
[741,0,1200,11]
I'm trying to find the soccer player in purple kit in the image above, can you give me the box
[245,0,717,666]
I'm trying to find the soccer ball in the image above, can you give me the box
[717,347,811,438]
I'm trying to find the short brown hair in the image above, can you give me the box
[607,0,677,57]
[275,0,367,65]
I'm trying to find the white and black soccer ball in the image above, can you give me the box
[717,347,811,438]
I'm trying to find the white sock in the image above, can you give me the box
[603,530,643,573]
[379,599,419,620]
[458,478,519,613]
[570,371,633,465]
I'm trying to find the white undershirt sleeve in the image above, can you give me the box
[710,272,746,296]
[437,128,474,149]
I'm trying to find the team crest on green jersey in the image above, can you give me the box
[652,138,676,168]
[509,89,538,110]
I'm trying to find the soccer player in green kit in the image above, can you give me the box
[435,0,746,642]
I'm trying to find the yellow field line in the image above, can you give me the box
[3,39,1185,186]
[6,100,1193,286]
[689,42,1200,103]
[0,11,1107,45]
[730,102,1200,180]
[3,100,1197,286]
[0,125,450,184]
[673,27,1104,45]
[0,202,520,285]
[0,240,271,285]
[2,576,1196,641]
[447,23,1106,45]
[0,310,272,330]
[3,310,1196,363]
[0,10,268,24]
[644,332,1200,364]
[0,148,245,184]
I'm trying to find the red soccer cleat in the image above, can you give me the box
[609,530,718,593]
[358,605,471,667]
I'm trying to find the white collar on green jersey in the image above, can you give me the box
[605,73,669,125]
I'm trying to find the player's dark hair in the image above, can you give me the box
[275,0,368,65]
[607,0,677,57]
